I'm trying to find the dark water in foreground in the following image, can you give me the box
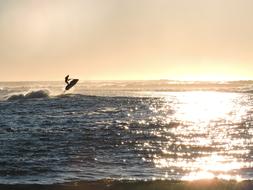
[0,81,253,184]
[1,179,253,190]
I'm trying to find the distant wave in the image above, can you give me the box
[0,87,8,92]
[242,90,253,93]
[7,90,50,101]
[3,85,253,102]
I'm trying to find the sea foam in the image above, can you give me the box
[7,90,50,101]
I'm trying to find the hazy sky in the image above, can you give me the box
[1,0,253,81]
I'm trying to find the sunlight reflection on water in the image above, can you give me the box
[149,91,252,181]
[1,89,253,183]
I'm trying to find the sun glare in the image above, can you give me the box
[181,153,244,181]
[171,92,241,123]
[151,91,250,181]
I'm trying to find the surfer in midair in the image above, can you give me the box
[65,75,71,85]
[64,75,79,91]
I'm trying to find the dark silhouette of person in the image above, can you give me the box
[65,75,71,85]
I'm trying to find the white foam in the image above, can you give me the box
[7,89,50,101]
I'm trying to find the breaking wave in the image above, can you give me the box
[7,90,50,101]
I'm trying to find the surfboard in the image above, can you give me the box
[65,79,79,90]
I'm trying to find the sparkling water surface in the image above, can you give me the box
[0,81,253,184]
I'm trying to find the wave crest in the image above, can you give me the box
[7,90,50,101]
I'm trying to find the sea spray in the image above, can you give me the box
[7,90,50,101]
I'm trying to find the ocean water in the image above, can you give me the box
[0,80,253,184]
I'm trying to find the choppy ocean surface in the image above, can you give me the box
[0,80,253,184]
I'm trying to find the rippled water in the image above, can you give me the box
[0,81,253,184]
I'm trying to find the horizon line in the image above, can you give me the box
[1,79,253,83]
